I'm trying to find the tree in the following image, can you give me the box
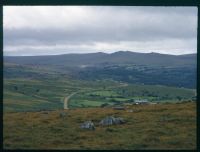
[14,86,18,91]
[177,96,182,101]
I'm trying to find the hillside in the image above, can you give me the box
[4,51,197,89]
[3,102,196,150]
[4,51,196,67]
[3,51,196,112]
[3,75,195,112]
[3,52,197,150]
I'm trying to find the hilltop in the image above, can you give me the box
[4,51,196,67]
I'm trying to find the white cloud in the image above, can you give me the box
[3,6,197,56]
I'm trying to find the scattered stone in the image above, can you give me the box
[59,112,67,118]
[99,116,125,126]
[80,121,95,130]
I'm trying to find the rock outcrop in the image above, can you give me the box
[80,121,95,130]
[99,116,125,126]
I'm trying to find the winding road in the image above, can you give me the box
[63,92,77,109]
[63,83,128,109]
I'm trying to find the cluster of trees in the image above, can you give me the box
[13,85,40,93]
[78,65,196,89]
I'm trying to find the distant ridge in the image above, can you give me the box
[4,50,196,57]
[4,51,196,89]
[4,51,196,67]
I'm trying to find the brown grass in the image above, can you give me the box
[3,102,196,150]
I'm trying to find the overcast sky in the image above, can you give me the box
[3,6,197,56]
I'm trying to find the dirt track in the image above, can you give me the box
[63,83,128,109]
[63,92,77,109]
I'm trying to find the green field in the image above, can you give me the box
[3,76,123,111]
[4,77,196,112]
[3,57,196,112]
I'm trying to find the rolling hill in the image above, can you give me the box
[3,51,196,112]
[4,51,196,67]
[4,51,197,89]
[3,51,197,149]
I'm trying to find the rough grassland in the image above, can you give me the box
[3,102,196,150]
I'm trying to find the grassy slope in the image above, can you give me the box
[69,84,195,108]
[3,61,196,112]
[3,102,196,150]
[3,62,196,113]
[4,77,195,111]
[4,52,197,89]
[3,78,121,112]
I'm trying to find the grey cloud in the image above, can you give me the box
[4,18,196,46]
[3,6,197,55]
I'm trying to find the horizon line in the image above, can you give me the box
[3,50,197,57]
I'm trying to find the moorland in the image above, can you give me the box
[3,51,197,149]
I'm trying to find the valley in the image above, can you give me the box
[3,51,197,149]
[3,51,196,112]
[3,4,198,150]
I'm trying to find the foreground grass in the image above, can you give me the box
[3,102,196,150]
